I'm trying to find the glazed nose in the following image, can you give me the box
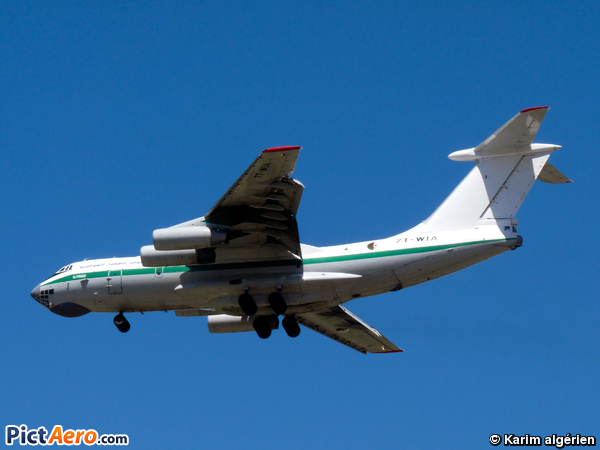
[31,284,41,299]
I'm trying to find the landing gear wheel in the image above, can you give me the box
[252,316,272,339]
[238,293,257,316]
[114,313,130,333]
[268,292,287,315]
[282,316,301,338]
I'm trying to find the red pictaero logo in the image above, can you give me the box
[5,425,129,446]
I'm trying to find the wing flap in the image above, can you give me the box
[297,305,402,354]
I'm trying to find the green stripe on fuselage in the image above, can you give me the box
[301,238,511,265]
[41,238,514,286]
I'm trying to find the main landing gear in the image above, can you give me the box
[268,292,287,315]
[238,293,258,316]
[282,315,300,338]
[240,291,300,339]
[238,291,288,316]
[252,315,301,339]
[252,316,275,339]
[114,312,130,333]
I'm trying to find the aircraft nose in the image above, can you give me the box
[31,284,40,300]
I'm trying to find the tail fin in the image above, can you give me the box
[422,107,569,232]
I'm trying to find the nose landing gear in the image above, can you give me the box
[114,312,130,333]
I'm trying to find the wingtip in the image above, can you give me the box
[262,146,301,153]
[520,106,549,113]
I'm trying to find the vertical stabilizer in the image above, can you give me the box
[422,107,564,232]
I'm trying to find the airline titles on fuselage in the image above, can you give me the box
[396,235,437,244]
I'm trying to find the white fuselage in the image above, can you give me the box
[29,107,565,352]
[34,221,520,317]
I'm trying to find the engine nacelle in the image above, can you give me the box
[140,245,216,267]
[153,226,227,251]
[207,315,279,334]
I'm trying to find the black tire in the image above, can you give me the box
[252,316,272,339]
[113,313,130,333]
[282,316,300,338]
[238,293,257,316]
[268,292,287,315]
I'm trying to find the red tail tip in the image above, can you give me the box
[520,106,549,113]
[263,146,301,153]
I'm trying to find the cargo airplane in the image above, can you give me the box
[31,107,569,353]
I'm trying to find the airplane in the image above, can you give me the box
[30,107,570,354]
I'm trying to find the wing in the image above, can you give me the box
[207,146,303,217]
[296,305,402,354]
[474,106,549,155]
[173,146,304,263]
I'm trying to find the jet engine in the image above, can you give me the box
[153,225,227,251]
[140,245,216,267]
[207,314,279,333]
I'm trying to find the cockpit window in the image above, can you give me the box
[44,264,73,281]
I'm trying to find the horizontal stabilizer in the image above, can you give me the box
[475,106,548,154]
[424,107,565,231]
[538,161,572,184]
[448,107,560,161]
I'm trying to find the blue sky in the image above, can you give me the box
[2,1,598,448]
